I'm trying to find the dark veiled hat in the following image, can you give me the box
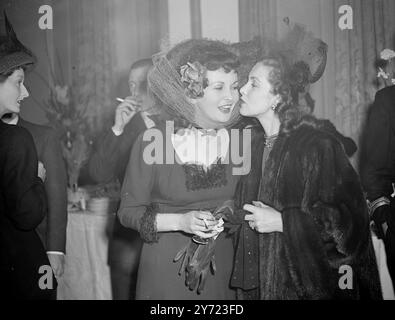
[0,12,36,75]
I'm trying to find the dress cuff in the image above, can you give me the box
[139,204,160,243]
[46,251,65,256]
[368,197,391,217]
[111,126,123,136]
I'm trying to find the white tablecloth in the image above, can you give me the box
[57,210,115,300]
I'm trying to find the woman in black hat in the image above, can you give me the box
[0,13,56,299]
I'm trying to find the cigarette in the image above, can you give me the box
[116,97,141,111]
[116,97,133,103]
[203,218,209,229]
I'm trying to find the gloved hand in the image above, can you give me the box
[174,200,235,294]
[213,200,234,219]
[185,237,217,294]
[212,199,242,234]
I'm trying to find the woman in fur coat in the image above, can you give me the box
[229,55,382,300]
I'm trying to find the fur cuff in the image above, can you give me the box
[139,204,160,243]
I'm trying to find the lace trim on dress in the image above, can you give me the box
[139,203,160,243]
[182,158,228,191]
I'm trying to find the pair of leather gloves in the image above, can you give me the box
[174,237,217,294]
[173,200,244,294]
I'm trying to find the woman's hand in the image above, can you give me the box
[243,201,283,233]
[179,210,219,238]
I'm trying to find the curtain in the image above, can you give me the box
[238,0,395,167]
[239,0,278,41]
[68,0,115,135]
[333,0,395,165]
[68,0,169,135]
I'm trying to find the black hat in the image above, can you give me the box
[0,12,36,75]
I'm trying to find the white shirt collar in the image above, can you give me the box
[140,111,156,129]
[171,127,229,168]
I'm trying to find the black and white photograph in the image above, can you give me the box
[0,0,395,306]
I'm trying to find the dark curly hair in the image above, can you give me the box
[256,55,320,135]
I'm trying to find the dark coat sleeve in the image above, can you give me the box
[361,89,395,201]
[88,128,122,183]
[1,126,47,231]
[280,135,380,298]
[88,114,147,184]
[41,129,68,252]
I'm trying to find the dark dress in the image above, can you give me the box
[232,122,382,300]
[118,127,240,299]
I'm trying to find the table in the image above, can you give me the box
[57,210,115,300]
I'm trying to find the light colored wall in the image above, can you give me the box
[167,0,239,45]
[274,0,336,121]
[168,0,191,46]
[201,0,239,42]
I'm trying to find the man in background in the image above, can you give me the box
[89,58,158,299]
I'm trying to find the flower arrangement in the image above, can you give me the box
[377,48,395,86]
[180,61,207,99]
[39,81,93,191]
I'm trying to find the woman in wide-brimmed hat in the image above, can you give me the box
[118,38,245,299]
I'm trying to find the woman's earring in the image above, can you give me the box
[271,97,281,111]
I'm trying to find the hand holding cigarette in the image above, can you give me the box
[112,96,141,133]
[115,97,142,112]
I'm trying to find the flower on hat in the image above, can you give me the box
[180,61,206,99]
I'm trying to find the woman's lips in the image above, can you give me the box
[218,104,232,114]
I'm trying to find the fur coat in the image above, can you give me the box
[231,122,382,300]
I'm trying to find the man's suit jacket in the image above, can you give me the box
[0,122,56,299]
[361,86,395,202]
[18,118,68,253]
[89,112,148,185]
